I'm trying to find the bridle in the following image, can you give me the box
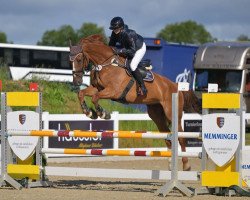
[69,46,90,85]
[70,52,86,68]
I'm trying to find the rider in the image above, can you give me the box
[108,16,147,96]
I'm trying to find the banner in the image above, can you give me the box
[184,119,202,147]
[48,120,114,149]
[7,111,39,160]
[202,113,240,167]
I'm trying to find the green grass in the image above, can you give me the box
[246,133,250,145]
[119,120,163,147]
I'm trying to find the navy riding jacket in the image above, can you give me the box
[109,25,144,59]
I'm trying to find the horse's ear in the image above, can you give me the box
[69,39,72,48]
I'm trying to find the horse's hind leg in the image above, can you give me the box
[159,100,191,171]
[147,104,171,136]
[148,103,178,152]
[147,104,172,168]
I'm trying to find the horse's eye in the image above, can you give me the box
[76,57,82,63]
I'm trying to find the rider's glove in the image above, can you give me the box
[112,47,120,55]
[119,48,126,54]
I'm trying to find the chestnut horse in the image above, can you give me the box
[69,34,201,171]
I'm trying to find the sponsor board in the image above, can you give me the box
[184,120,202,147]
[7,111,39,160]
[48,120,114,149]
[202,113,240,167]
[242,150,250,187]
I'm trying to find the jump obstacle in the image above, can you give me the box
[41,148,199,158]
[0,91,248,197]
[8,129,201,139]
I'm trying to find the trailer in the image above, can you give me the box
[192,41,250,112]
[143,38,198,84]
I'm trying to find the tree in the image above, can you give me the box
[57,25,78,46]
[37,25,77,46]
[237,34,250,41]
[0,32,7,43]
[157,20,215,44]
[38,23,107,46]
[77,23,107,43]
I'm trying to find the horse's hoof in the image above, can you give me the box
[104,111,111,120]
[86,109,98,119]
[183,164,191,171]
[86,111,93,118]
[98,111,111,120]
[90,109,98,119]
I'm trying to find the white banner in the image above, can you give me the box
[202,113,240,167]
[242,150,250,187]
[7,111,39,161]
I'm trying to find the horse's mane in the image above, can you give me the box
[79,34,105,45]
[78,34,114,57]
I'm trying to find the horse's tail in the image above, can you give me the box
[182,90,202,114]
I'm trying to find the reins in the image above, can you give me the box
[84,52,124,72]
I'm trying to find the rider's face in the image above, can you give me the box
[113,28,122,34]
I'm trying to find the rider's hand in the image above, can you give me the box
[112,47,125,55]
[111,47,120,54]
[119,48,125,54]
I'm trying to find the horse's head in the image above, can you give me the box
[69,42,89,87]
[69,35,119,86]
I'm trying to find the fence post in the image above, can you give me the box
[156,92,193,197]
[112,111,119,149]
[0,93,22,189]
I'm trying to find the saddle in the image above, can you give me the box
[125,59,154,82]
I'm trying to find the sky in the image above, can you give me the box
[0,0,249,45]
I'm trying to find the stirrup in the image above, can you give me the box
[142,87,148,96]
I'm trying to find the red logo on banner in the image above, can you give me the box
[19,114,26,125]
[216,117,224,128]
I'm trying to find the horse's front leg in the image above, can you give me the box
[78,85,99,119]
[91,88,116,119]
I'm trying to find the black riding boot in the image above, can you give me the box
[131,68,147,96]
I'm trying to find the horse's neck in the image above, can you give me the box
[83,42,126,71]
[85,45,113,64]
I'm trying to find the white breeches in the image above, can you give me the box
[130,42,146,71]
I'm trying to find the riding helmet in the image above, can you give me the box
[109,17,124,30]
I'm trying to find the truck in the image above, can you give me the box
[143,38,198,83]
[192,41,250,111]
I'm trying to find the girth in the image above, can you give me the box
[113,78,135,104]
